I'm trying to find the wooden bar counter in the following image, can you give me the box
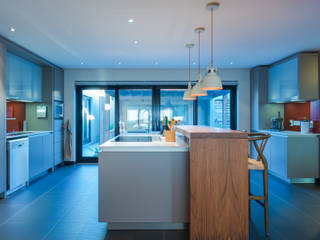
[176,126,248,240]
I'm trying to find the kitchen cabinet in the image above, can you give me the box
[250,66,284,131]
[29,133,53,180]
[53,68,64,101]
[259,131,319,182]
[54,120,63,166]
[0,140,6,196]
[268,53,319,103]
[6,52,42,102]
[0,44,6,140]
[0,43,6,197]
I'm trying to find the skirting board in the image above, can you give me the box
[107,222,188,230]
[269,171,316,183]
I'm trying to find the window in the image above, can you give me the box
[119,89,152,133]
[160,89,194,127]
[198,90,231,129]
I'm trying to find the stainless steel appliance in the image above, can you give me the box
[7,138,29,194]
[54,100,64,119]
[271,112,283,131]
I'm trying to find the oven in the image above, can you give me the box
[54,100,64,119]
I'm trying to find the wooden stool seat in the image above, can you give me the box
[248,158,265,170]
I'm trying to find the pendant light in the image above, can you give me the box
[202,2,223,91]
[183,43,196,100]
[191,27,207,97]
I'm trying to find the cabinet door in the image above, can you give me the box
[31,64,42,102]
[54,68,63,101]
[29,135,44,179]
[54,130,63,166]
[6,53,23,100]
[22,59,33,101]
[269,135,287,178]
[43,133,53,170]
[279,57,299,101]
[268,64,281,103]
[0,140,6,194]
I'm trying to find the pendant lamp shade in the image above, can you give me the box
[183,82,196,100]
[191,73,207,97]
[202,2,223,91]
[202,67,222,90]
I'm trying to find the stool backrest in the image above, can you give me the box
[248,133,271,168]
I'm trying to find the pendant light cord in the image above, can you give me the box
[198,31,200,75]
[211,8,214,68]
[189,47,191,83]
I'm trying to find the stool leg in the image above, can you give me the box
[248,170,251,219]
[263,169,269,236]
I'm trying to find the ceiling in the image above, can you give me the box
[1,0,320,69]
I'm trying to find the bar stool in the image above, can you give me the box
[248,133,271,236]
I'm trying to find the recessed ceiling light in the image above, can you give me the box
[9,27,15,32]
[117,61,122,65]
[128,18,135,23]
[80,62,84,65]
[230,61,233,65]
[133,40,139,45]
[192,61,196,65]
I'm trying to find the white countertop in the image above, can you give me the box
[260,130,320,137]
[6,131,53,140]
[99,133,189,152]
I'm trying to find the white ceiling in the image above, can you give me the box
[1,0,320,68]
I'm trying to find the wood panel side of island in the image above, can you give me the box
[176,126,248,240]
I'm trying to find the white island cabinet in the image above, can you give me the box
[98,134,189,230]
[257,130,319,183]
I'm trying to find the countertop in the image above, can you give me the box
[99,133,189,152]
[176,125,247,139]
[259,130,320,137]
[6,131,53,140]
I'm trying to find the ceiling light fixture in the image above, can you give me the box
[230,61,233,65]
[128,18,135,23]
[192,61,196,65]
[191,27,207,97]
[133,40,139,45]
[202,2,222,91]
[117,61,122,65]
[80,62,84,65]
[154,61,159,65]
[183,43,196,101]
[9,27,15,32]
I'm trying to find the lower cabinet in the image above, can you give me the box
[260,133,319,181]
[0,139,6,195]
[54,131,63,166]
[29,133,53,180]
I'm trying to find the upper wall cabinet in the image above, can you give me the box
[53,68,64,101]
[6,52,42,102]
[268,53,319,103]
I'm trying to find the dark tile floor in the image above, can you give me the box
[0,164,320,240]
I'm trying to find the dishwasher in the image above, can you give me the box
[7,138,29,195]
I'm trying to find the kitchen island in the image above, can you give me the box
[99,134,189,230]
[99,127,249,239]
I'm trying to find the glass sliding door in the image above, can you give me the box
[198,89,232,129]
[81,89,115,158]
[160,89,194,128]
[119,89,152,134]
